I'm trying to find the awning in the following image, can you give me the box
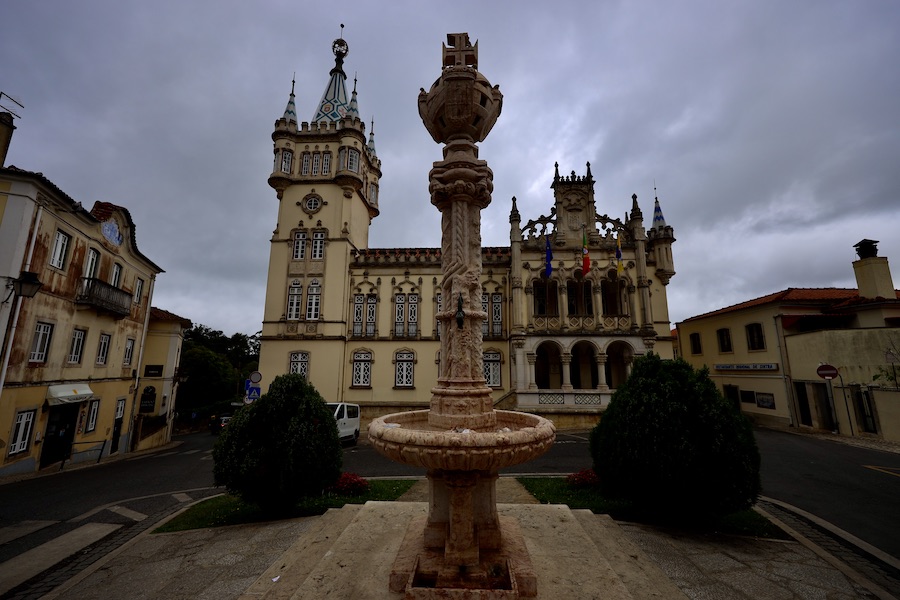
[46,383,95,405]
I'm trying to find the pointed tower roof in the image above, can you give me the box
[282,77,297,125]
[367,118,377,154]
[347,75,360,119]
[652,196,667,230]
[312,29,352,122]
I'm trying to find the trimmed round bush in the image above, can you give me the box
[212,374,342,514]
[590,354,760,520]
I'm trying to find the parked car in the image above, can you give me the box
[209,414,231,435]
[326,402,360,445]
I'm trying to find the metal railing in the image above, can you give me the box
[76,277,131,316]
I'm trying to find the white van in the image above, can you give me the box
[326,402,361,445]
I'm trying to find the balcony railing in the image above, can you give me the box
[76,277,131,317]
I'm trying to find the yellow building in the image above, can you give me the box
[677,239,900,442]
[0,113,181,476]
[258,36,677,429]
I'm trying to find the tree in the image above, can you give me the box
[212,374,342,514]
[590,354,760,521]
[176,346,240,415]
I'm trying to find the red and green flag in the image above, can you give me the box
[581,228,590,276]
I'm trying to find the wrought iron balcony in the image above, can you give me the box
[76,277,131,317]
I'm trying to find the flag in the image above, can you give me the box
[545,234,553,277]
[581,228,590,276]
[616,234,624,275]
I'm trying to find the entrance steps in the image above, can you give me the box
[238,502,687,600]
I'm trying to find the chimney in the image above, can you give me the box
[0,112,15,168]
[853,239,896,300]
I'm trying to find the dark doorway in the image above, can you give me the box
[793,382,813,426]
[110,398,126,454]
[40,403,80,469]
[570,341,598,389]
[535,342,562,389]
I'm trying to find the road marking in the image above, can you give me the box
[0,520,57,545]
[152,451,179,458]
[107,505,147,521]
[864,465,900,478]
[0,522,121,595]
[172,493,192,502]
[181,449,201,455]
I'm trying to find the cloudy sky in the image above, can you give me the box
[3,1,899,336]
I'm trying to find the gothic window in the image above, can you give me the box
[717,328,733,353]
[306,279,321,320]
[394,293,418,337]
[293,231,306,260]
[395,350,415,387]
[601,273,624,316]
[483,351,501,387]
[301,153,311,175]
[287,283,303,320]
[481,293,503,336]
[352,350,372,387]
[435,292,442,339]
[567,281,593,316]
[368,183,378,205]
[348,149,360,173]
[395,294,405,336]
[281,150,293,173]
[338,148,347,170]
[289,351,309,378]
[311,232,325,260]
[746,323,766,351]
[532,280,559,316]
[353,294,377,337]
[312,153,321,175]
[322,152,331,174]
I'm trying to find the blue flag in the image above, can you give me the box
[545,234,553,277]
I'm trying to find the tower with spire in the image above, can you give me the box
[259,29,382,399]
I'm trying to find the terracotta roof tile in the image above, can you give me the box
[150,307,192,327]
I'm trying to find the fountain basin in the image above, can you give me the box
[368,410,556,472]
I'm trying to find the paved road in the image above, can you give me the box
[756,428,900,561]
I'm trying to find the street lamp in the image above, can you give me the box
[3,271,43,303]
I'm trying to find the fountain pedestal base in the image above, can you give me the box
[391,514,537,599]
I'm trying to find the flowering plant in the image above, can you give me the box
[566,468,600,489]
[327,472,370,496]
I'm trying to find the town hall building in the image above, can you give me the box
[257,35,677,428]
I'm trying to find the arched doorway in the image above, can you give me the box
[605,341,632,389]
[570,341,598,389]
[601,271,626,316]
[535,341,562,389]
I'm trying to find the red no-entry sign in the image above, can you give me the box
[816,364,839,380]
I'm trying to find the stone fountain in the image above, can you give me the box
[368,33,556,599]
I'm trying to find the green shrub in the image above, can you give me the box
[212,374,342,514]
[590,354,760,521]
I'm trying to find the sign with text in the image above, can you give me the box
[714,363,778,372]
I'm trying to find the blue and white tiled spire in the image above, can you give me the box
[312,34,352,122]
[282,77,297,125]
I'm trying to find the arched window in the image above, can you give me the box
[352,350,372,387]
[601,272,624,316]
[567,281,593,316]
[394,350,415,388]
[281,150,293,173]
[306,279,321,320]
[533,280,559,316]
[287,282,303,320]
[289,351,309,378]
